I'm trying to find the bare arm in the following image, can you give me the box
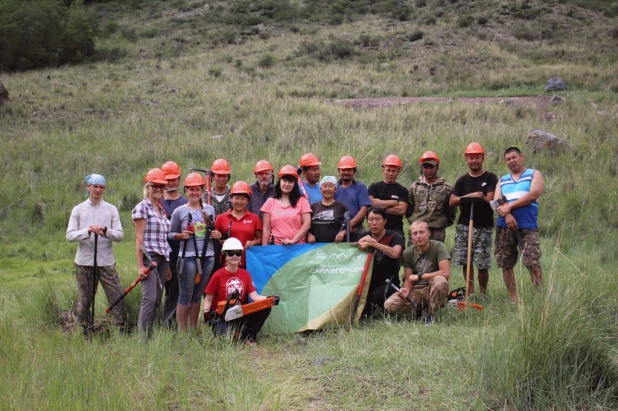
[248,291,266,302]
[357,235,402,259]
[245,229,262,248]
[134,219,148,278]
[350,205,368,228]
[203,294,214,312]
[261,213,271,245]
[290,213,311,244]
[499,170,545,214]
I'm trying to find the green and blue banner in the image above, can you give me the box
[246,243,373,334]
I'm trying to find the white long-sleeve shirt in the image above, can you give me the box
[66,199,123,266]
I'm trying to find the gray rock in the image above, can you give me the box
[0,81,8,108]
[526,130,567,153]
[550,94,565,105]
[542,112,558,122]
[544,77,567,92]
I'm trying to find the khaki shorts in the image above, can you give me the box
[494,227,541,269]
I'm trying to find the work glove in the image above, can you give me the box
[269,295,280,305]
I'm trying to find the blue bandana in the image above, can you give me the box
[85,174,106,186]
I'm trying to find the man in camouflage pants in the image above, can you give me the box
[66,174,127,331]
[449,143,498,298]
[407,151,455,243]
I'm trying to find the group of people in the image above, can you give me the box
[66,144,544,339]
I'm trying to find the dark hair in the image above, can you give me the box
[275,177,302,207]
[504,146,522,157]
[231,193,250,200]
[366,206,387,220]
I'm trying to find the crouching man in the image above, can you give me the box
[384,221,450,324]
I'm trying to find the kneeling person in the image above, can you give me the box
[203,238,271,344]
[384,221,450,324]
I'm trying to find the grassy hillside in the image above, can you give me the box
[1,0,618,409]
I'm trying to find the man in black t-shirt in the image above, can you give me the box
[368,155,409,237]
[449,143,498,297]
[356,207,405,317]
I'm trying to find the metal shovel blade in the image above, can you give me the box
[224,305,244,321]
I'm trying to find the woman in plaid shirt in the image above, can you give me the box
[132,168,171,337]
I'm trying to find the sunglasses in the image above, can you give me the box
[225,250,243,257]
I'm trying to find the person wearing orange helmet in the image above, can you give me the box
[215,181,262,267]
[261,165,312,245]
[248,160,275,220]
[168,173,221,331]
[449,143,498,298]
[132,168,172,337]
[207,158,233,218]
[160,161,188,325]
[334,155,372,240]
[66,173,127,333]
[368,154,409,236]
[299,153,322,204]
[406,151,456,243]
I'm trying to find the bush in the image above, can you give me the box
[258,53,276,68]
[0,0,98,71]
[458,14,474,27]
[477,16,489,25]
[408,30,424,41]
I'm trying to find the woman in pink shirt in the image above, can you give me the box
[261,165,312,245]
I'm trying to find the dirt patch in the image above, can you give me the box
[336,95,554,111]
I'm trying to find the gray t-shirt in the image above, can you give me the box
[169,204,216,258]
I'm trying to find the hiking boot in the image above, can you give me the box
[424,313,434,325]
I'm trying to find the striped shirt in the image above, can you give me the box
[496,168,538,229]
[132,198,170,259]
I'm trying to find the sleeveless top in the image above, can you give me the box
[496,168,538,229]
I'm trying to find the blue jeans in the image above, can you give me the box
[178,256,214,306]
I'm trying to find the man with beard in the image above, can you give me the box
[335,155,372,240]
[248,160,275,221]
[384,221,450,324]
[368,154,409,237]
[494,147,545,303]
[161,161,188,325]
[406,151,455,243]
[449,143,497,298]
[299,153,322,204]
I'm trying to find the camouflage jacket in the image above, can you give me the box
[203,187,232,218]
[406,176,456,229]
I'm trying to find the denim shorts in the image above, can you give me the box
[178,256,215,306]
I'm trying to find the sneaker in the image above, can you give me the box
[424,314,434,325]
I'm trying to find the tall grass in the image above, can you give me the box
[475,238,618,409]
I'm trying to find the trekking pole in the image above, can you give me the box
[90,232,98,331]
[350,252,374,325]
[106,262,157,314]
[343,211,351,242]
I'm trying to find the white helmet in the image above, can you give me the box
[221,237,243,252]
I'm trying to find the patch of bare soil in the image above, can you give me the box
[336,95,554,112]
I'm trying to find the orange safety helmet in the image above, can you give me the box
[277,165,299,179]
[337,155,358,169]
[211,159,231,175]
[230,181,252,196]
[419,151,440,165]
[464,142,485,156]
[143,168,168,185]
[161,161,181,179]
[382,154,402,169]
[184,172,206,187]
[253,160,274,174]
[299,153,321,168]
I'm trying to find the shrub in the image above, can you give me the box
[415,0,426,7]
[458,14,474,27]
[477,16,488,25]
[408,30,424,41]
[258,53,276,68]
[0,0,98,71]
[329,40,354,59]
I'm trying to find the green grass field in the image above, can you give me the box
[1,0,618,409]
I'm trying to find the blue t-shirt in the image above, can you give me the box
[496,168,539,229]
[335,180,372,222]
[301,181,322,204]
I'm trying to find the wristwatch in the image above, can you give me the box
[417,273,424,282]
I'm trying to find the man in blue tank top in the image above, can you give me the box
[494,147,545,303]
